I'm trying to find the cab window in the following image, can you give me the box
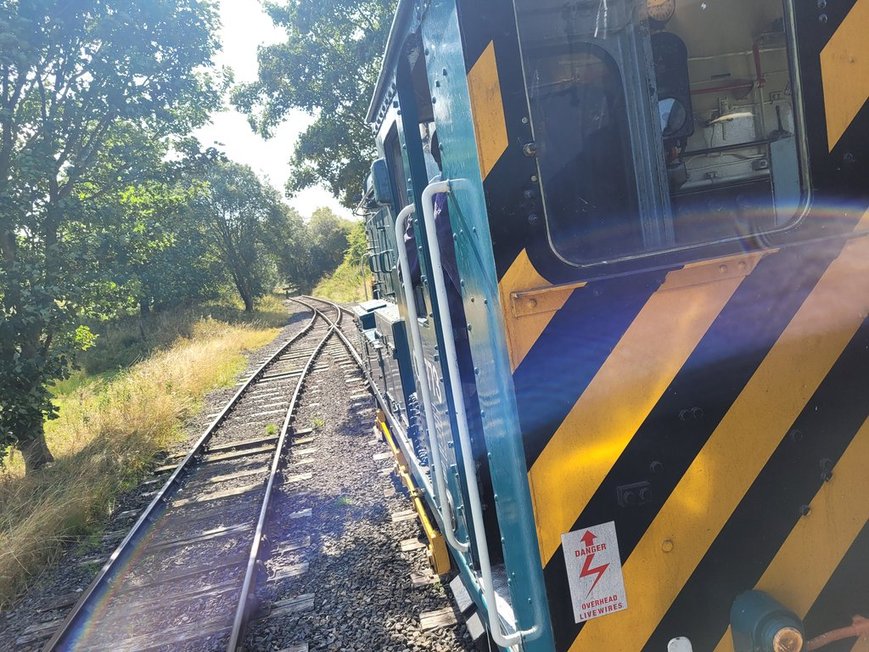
[513,0,806,265]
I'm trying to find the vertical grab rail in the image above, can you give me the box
[418,180,539,648]
[394,204,469,554]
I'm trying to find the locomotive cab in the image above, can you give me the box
[361,0,868,650]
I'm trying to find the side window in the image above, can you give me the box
[530,45,642,262]
[663,0,804,245]
[513,0,806,266]
[385,126,409,209]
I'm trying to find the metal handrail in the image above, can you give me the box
[419,180,539,647]
[393,203,469,554]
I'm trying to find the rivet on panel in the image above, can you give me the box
[662,539,675,553]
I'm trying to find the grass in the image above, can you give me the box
[314,260,370,304]
[0,297,286,606]
[311,416,325,430]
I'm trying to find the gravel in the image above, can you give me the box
[244,304,474,652]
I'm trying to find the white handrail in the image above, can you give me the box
[394,203,469,554]
[419,180,539,648]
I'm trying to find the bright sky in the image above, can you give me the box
[194,0,352,219]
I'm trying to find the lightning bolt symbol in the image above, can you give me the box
[580,552,610,596]
[578,530,610,597]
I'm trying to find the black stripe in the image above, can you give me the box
[542,235,852,651]
[793,0,869,192]
[456,0,541,279]
[514,271,668,466]
[802,523,869,652]
[646,319,869,651]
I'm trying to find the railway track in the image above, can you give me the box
[42,298,355,652]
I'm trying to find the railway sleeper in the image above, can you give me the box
[147,521,253,553]
[115,554,248,597]
[171,480,263,508]
[79,616,233,652]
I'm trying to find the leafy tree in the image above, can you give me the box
[197,162,284,312]
[303,207,353,289]
[0,1,220,471]
[80,176,226,318]
[260,204,312,294]
[232,0,396,207]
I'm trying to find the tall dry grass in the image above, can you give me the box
[0,316,280,606]
[314,261,370,304]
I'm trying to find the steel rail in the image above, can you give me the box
[226,297,341,650]
[44,305,319,652]
[301,297,427,498]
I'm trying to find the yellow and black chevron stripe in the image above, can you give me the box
[457,3,868,648]
[819,0,868,152]
[794,0,868,190]
[512,210,869,651]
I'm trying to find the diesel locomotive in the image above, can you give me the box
[352,0,868,650]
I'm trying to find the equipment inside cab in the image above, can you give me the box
[513,0,804,266]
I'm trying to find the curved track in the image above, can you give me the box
[44,299,349,652]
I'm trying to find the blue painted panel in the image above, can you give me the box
[421,1,557,650]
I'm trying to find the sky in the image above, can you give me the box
[194,0,353,220]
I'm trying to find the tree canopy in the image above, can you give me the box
[0,0,361,474]
[232,0,397,208]
[0,0,221,471]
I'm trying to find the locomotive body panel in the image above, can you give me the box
[361,0,869,649]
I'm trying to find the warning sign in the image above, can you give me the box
[562,521,627,623]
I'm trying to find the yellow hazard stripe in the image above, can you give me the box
[712,416,869,652]
[467,41,508,179]
[498,248,574,371]
[531,252,765,566]
[571,230,869,651]
[853,637,869,652]
[821,0,869,150]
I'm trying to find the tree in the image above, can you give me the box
[197,162,284,312]
[304,207,353,289]
[260,203,312,294]
[232,0,396,207]
[0,1,220,471]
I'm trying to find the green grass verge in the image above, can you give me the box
[0,298,286,606]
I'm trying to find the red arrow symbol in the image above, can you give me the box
[578,530,609,597]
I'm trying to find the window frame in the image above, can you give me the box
[511,0,813,270]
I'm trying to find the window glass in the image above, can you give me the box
[385,126,409,209]
[531,45,642,261]
[513,0,805,265]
